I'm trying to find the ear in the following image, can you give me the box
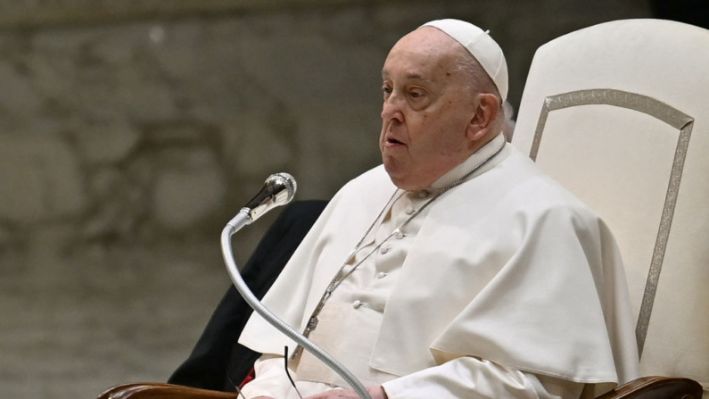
[466,93,500,142]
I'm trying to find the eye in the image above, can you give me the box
[382,84,392,99]
[408,88,425,99]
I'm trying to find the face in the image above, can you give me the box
[379,27,480,191]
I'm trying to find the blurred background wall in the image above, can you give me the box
[3,0,699,397]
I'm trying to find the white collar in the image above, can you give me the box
[428,133,506,191]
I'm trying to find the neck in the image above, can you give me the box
[427,132,505,191]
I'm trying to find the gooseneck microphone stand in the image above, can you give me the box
[220,173,372,399]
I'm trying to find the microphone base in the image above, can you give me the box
[220,209,373,399]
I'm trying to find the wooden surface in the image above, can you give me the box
[98,383,237,399]
[596,376,703,399]
[98,376,704,399]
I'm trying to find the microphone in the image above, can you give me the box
[225,173,297,231]
[220,172,372,399]
[243,172,297,223]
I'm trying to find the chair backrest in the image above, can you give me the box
[511,19,708,392]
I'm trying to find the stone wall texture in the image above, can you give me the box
[0,1,652,398]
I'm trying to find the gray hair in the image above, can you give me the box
[454,49,506,135]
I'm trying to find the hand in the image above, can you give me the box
[304,385,387,399]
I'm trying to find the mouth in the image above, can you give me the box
[383,134,406,148]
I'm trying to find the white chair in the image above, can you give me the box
[512,18,708,398]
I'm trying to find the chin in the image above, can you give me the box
[383,164,405,188]
[383,159,422,191]
[384,169,420,191]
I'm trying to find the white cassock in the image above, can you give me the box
[238,134,639,398]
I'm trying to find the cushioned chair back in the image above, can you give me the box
[511,19,708,392]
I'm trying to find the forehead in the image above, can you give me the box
[381,27,461,81]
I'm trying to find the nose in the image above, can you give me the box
[381,92,404,123]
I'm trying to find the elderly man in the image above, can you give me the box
[238,19,639,399]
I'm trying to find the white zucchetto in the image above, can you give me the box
[422,19,509,101]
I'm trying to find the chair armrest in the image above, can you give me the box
[98,383,236,399]
[595,376,703,399]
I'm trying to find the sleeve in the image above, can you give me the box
[239,355,294,399]
[381,357,585,399]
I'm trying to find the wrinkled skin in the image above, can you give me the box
[379,27,500,191]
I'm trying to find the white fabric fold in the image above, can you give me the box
[238,144,638,389]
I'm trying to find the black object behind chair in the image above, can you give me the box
[168,200,328,391]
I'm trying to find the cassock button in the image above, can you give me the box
[405,207,415,215]
[380,245,391,255]
[352,300,363,309]
[376,272,388,279]
[417,190,430,199]
[393,229,405,239]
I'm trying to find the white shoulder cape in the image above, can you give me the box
[238,145,639,385]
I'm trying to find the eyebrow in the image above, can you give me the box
[381,70,433,83]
